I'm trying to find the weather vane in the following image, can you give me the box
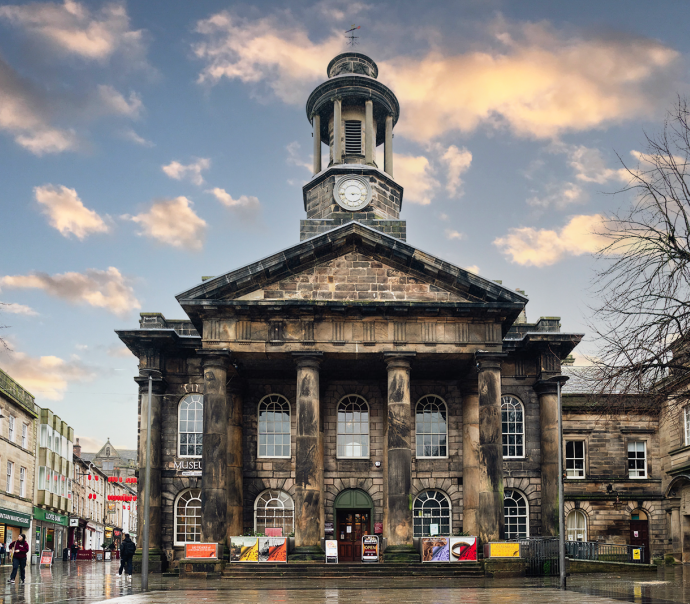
[345,24,360,47]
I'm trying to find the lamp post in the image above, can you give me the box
[545,374,569,590]
[141,372,153,591]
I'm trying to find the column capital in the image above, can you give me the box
[475,351,506,372]
[134,370,166,393]
[534,380,559,396]
[292,351,323,369]
[197,349,231,369]
[383,351,415,369]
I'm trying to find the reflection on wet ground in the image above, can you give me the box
[0,560,688,604]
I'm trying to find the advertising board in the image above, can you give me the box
[185,543,220,559]
[40,550,53,566]
[449,537,477,562]
[361,535,379,562]
[325,540,338,563]
[483,542,521,558]
[421,537,449,562]
[258,537,287,562]
[230,537,259,562]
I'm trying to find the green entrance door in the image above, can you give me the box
[333,489,374,563]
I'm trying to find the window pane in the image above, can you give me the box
[415,396,448,459]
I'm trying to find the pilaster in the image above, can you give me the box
[461,380,480,537]
[535,380,559,537]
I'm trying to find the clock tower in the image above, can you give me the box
[300,52,406,241]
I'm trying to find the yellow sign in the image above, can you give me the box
[488,542,521,558]
[632,548,641,561]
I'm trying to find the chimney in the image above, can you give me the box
[74,438,81,458]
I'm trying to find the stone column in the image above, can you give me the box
[312,114,321,174]
[384,114,394,177]
[333,99,342,164]
[365,100,374,165]
[383,353,417,560]
[476,354,505,544]
[293,353,324,557]
[226,377,244,539]
[535,381,559,536]
[200,351,230,544]
[135,369,165,571]
[461,381,480,537]
[671,506,681,560]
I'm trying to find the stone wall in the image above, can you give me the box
[300,217,406,241]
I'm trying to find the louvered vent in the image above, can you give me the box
[345,120,362,154]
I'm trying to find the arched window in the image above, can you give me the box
[415,395,448,458]
[175,488,202,545]
[413,490,451,537]
[504,489,528,539]
[566,510,587,542]
[337,395,369,458]
[178,394,203,457]
[258,394,291,458]
[501,395,524,458]
[254,490,294,536]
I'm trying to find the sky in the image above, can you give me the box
[0,0,688,451]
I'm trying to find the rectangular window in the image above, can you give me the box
[565,441,585,478]
[21,423,28,449]
[344,120,362,154]
[19,467,26,498]
[38,466,46,490]
[685,406,690,447]
[39,425,48,448]
[6,461,13,494]
[53,434,61,456]
[8,416,15,443]
[628,441,647,478]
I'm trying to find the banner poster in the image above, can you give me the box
[449,537,477,562]
[325,540,338,564]
[258,537,287,563]
[361,535,379,562]
[230,537,259,562]
[421,537,449,562]
[186,543,219,559]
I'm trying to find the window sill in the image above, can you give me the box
[257,456,291,460]
[336,457,370,461]
[415,456,449,461]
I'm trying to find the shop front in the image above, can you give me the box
[0,507,32,555]
[33,507,68,561]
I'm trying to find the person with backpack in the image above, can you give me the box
[7,534,28,584]
[118,534,136,580]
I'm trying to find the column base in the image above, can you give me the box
[133,548,164,574]
[288,546,325,562]
[179,558,224,579]
[383,545,421,563]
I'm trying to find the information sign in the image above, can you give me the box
[40,550,53,566]
[429,523,439,536]
[185,543,220,559]
[361,535,379,562]
[632,548,641,561]
[325,540,338,564]
[325,522,334,535]
[105,551,112,561]
[374,522,383,534]
[484,542,520,558]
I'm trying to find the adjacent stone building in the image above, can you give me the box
[117,52,689,569]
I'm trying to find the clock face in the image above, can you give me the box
[334,177,371,211]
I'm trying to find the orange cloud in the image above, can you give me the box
[34,184,110,239]
[125,197,207,250]
[394,153,439,206]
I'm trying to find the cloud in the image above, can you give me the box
[0,349,97,400]
[464,265,480,274]
[440,145,472,196]
[394,153,439,205]
[75,436,104,452]
[445,229,464,240]
[95,85,142,118]
[286,141,312,172]
[315,1,370,21]
[34,184,110,239]
[0,267,140,316]
[124,197,207,250]
[494,213,607,266]
[162,158,210,186]
[527,182,588,209]
[382,23,680,141]
[207,188,261,222]
[0,303,38,316]
[193,12,343,104]
[106,343,134,358]
[551,142,628,184]
[120,127,153,147]
[0,0,146,63]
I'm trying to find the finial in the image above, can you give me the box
[345,24,360,47]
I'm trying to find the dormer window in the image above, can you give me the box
[345,120,362,155]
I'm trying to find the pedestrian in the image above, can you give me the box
[70,542,79,561]
[0,542,5,565]
[118,534,136,581]
[7,534,28,584]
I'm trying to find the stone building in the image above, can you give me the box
[81,438,137,480]
[117,52,687,568]
[0,367,37,550]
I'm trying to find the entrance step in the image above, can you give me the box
[221,562,484,579]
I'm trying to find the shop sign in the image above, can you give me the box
[0,507,31,528]
[114,530,121,537]
[185,543,220,559]
[325,540,338,564]
[69,518,79,527]
[450,537,477,562]
[173,460,202,477]
[324,522,334,535]
[33,507,68,526]
[422,537,449,562]
[632,548,641,561]
[484,542,520,558]
[374,522,383,534]
[361,535,379,562]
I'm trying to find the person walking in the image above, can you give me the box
[118,534,136,581]
[7,534,28,584]
[70,542,79,561]
[0,542,6,565]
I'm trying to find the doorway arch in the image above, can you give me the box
[333,488,374,533]
[333,489,374,562]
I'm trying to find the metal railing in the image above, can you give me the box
[566,540,646,564]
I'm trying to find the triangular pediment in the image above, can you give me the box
[176,222,526,315]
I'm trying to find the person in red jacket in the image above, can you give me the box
[8,534,28,584]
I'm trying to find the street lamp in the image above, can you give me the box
[544,374,569,590]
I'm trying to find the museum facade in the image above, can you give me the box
[117,52,690,568]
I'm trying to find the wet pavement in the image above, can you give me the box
[0,560,688,604]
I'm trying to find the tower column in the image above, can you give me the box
[461,380,480,537]
[535,381,559,536]
[384,114,393,177]
[226,377,244,539]
[312,114,321,174]
[476,353,505,544]
[293,353,324,558]
[199,350,230,544]
[333,98,342,164]
[365,100,374,165]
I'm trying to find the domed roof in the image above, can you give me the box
[327,52,378,79]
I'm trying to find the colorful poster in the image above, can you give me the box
[258,537,287,563]
[325,540,338,564]
[230,537,259,562]
[374,522,383,534]
[361,535,379,562]
[449,537,477,562]
[485,542,520,558]
[421,537,449,562]
[265,528,283,537]
[185,543,219,559]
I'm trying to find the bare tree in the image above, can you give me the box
[587,97,690,414]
